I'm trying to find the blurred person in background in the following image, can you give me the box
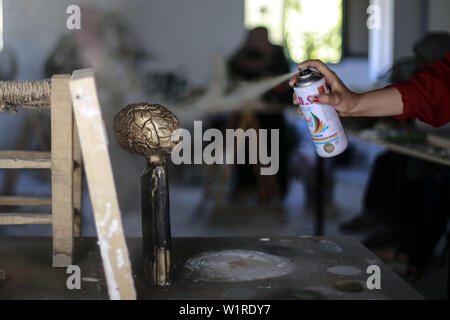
[224,27,299,210]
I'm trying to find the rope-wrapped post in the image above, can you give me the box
[113,103,180,286]
[0,80,51,112]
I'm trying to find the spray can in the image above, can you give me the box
[293,68,348,157]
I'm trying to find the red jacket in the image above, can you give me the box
[392,52,450,127]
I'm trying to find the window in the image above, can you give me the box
[343,0,369,57]
[0,0,3,53]
[245,0,343,64]
[244,0,284,45]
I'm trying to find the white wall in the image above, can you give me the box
[393,0,427,59]
[331,58,372,90]
[3,0,246,85]
[0,0,248,217]
[428,0,450,32]
[0,0,246,148]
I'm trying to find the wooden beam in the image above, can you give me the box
[347,130,450,168]
[69,69,136,300]
[0,159,51,169]
[73,123,83,237]
[0,151,51,169]
[0,213,52,225]
[427,134,450,149]
[50,75,74,268]
[0,196,52,206]
[0,151,51,159]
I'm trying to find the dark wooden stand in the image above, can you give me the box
[141,158,172,286]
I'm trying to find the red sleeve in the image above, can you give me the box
[390,52,450,127]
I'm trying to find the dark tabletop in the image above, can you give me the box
[0,236,423,300]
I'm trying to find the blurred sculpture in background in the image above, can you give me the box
[45,6,154,216]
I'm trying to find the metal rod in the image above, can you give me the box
[315,156,324,236]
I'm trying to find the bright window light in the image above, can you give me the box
[244,0,284,45]
[245,0,343,64]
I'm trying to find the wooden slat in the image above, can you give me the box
[427,134,450,149]
[378,141,450,167]
[50,75,74,268]
[0,151,51,169]
[0,151,51,159]
[73,122,83,237]
[0,196,52,206]
[70,68,136,300]
[347,130,450,168]
[0,213,52,225]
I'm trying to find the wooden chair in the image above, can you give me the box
[0,75,82,267]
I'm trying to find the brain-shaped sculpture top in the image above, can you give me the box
[113,103,180,161]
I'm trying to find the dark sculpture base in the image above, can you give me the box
[141,159,172,286]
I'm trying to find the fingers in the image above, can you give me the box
[289,74,298,87]
[298,60,338,86]
[293,92,299,105]
[316,92,341,106]
[292,93,304,119]
[294,90,340,107]
[298,107,305,120]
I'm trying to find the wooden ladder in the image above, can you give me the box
[0,75,82,267]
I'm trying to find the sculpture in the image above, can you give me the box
[114,103,180,286]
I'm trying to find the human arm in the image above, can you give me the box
[291,56,450,127]
[290,60,403,117]
[390,53,450,127]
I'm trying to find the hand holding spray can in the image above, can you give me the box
[293,68,348,157]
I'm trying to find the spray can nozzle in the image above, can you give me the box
[299,68,313,78]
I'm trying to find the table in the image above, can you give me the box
[347,129,450,167]
[310,128,450,298]
[0,236,422,300]
[313,128,450,236]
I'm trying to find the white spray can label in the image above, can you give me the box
[293,69,348,158]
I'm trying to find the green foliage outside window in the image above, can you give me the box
[246,0,342,64]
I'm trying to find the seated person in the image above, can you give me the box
[225,27,299,207]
